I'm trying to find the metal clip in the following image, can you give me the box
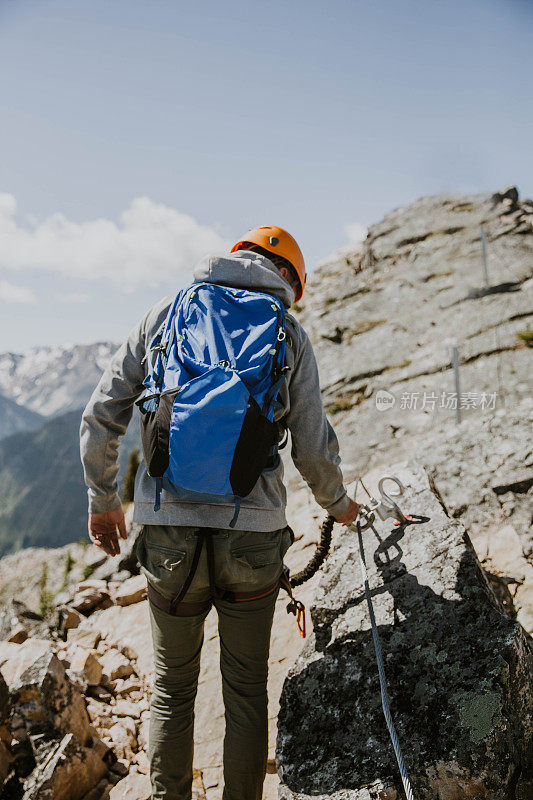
[286,598,306,638]
[352,475,409,530]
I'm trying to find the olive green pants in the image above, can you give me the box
[136,524,293,800]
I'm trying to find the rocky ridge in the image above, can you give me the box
[274,186,533,798]
[0,460,530,800]
[0,187,530,799]
[0,510,158,799]
[285,185,532,625]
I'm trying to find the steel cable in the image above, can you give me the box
[356,519,415,800]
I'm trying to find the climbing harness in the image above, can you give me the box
[147,527,281,618]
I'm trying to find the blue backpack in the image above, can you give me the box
[136,282,289,527]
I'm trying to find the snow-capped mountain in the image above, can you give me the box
[0,342,118,418]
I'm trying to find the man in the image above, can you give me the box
[80,225,359,800]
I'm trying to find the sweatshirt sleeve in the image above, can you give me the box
[79,316,148,514]
[285,327,350,517]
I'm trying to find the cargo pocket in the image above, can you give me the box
[280,525,295,560]
[229,532,285,590]
[137,533,188,600]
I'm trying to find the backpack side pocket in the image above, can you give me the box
[136,390,179,477]
[229,397,279,497]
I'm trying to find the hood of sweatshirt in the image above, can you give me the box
[193,250,295,309]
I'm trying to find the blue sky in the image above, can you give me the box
[0,0,531,350]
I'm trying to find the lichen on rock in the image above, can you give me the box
[277,464,533,800]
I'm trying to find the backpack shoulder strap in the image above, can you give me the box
[262,298,289,412]
[146,289,185,390]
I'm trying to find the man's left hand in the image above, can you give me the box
[88,508,128,556]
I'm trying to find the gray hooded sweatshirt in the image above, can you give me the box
[80,251,350,531]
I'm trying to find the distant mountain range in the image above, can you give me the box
[0,342,118,420]
[0,341,140,557]
[0,394,45,441]
[0,408,141,557]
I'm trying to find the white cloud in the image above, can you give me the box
[0,194,231,290]
[344,221,368,247]
[319,221,368,266]
[0,279,37,304]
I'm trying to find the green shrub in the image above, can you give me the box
[517,329,533,347]
[61,550,75,591]
[38,564,55,618]
[82,562,97,580]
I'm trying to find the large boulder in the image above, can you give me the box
[21,732,106,800]
[0,639,109,799]
[8,646,93,746]
[0,639,51,686]
[277,464,533,800]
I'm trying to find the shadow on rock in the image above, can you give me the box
[277,515,532,799]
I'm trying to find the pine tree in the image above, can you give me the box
[122,448,140,504]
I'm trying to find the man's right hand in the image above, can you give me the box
[333,497,360,526]
[88,508,128,556]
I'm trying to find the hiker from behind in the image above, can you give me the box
[80,225,359,800]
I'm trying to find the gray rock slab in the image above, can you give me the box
[276,464,533,799]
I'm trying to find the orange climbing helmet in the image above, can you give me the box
[231,225,306,302]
